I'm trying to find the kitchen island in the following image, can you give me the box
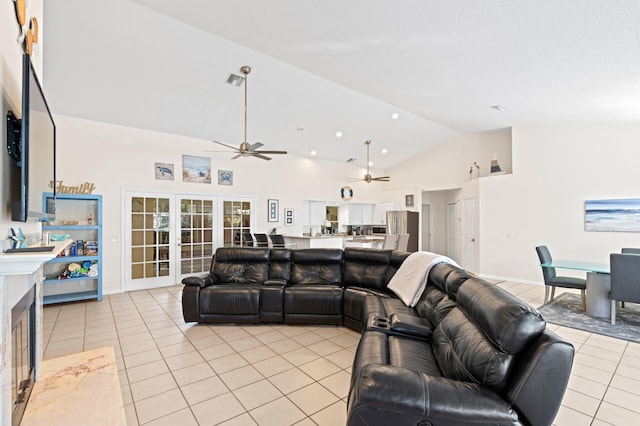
[283,235,344,249]
[343,236,384,249]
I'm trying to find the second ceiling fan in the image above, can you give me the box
[210,65,287,161]
[351,140,390,183]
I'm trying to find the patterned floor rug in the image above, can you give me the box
[537,293,640,343]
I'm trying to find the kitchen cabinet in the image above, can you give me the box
[303,201,326,225]
[339,203,375,225]
[373,203,401,225]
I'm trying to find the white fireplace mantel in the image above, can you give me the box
[0,240,72,276]
[0,240,71,425]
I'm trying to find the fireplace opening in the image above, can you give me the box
[11,285,36,426]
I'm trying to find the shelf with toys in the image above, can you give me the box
[41,193,102,304]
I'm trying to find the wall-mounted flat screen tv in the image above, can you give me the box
[6,53,56,222]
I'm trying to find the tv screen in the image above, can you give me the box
[10,53,56,222]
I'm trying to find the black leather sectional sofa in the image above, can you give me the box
[182,247,574,426]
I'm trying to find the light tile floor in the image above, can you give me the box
[41,282,640,426]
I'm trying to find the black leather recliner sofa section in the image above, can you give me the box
[181,247,574,426]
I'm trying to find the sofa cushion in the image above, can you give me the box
[213,248,270,283]
[432,308,514,392]
[385,251,411,285]
[284,285,343,315]
[199,284,260,315]
[343,247,392,291]
[290,249,343,285]
[457,278,546,354]
[444,267,471,300]
[269,249,292,281]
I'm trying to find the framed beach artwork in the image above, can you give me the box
[268,199,279,222]
[155,162,174,180]
[585,198,640,232]
[182,155,211,183]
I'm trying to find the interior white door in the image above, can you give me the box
[462,197,478,273]
[124,193,176,291]
[447,203,458,260]
[177,196,216,282]
[421,204,431,252]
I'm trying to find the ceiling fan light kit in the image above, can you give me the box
[351,140,390,183]
[210,65,287,161]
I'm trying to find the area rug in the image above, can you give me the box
[537,293,640,343]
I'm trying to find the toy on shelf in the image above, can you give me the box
[57,261,98,279]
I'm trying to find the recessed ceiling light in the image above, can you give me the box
[310,150,317,156]
[381,148,388,154]
[335,131,343,138]
[490,105,505,111]
[391,113,399,120]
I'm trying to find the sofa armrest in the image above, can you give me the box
[348,364,519,426]
[182,273,218,288]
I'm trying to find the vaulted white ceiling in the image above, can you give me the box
[43,0,640,169]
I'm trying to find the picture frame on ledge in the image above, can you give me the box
[268,199,279,222]
[284,208,294,226]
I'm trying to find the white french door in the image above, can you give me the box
[177,196,217,282]
[124,193,176,291]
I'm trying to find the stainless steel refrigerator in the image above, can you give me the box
[386,210,419,252]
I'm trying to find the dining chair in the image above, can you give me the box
[270,234,286,248]
[241,232,254,247]
[535,245,587,311]
[254,233,270,247]
[609,253,640,324]
[396,234,410,252]
[621,248,640,254]
[382,234,399,250]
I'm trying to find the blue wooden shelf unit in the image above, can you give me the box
[42,193,103,304]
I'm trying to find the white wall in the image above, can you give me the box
[54,114,386,294]
[479,126,640,284]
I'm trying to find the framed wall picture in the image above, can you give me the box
[155,162,174,180]
[218,169,233,185]
[405,194,414,208]
[182,155,211,183]
[585,198,640,232]
[268,199,279,222]
[284,208,294,226]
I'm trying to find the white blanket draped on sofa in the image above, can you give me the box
[387,251,460,307]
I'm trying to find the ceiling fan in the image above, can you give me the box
[351,140,390,183]
[209,65,287,161]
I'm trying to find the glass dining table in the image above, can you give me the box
[540,260,611,318]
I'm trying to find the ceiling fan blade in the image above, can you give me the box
[251,152,272,161]
[211,140,241,151]
[249,142,264,150]
[255,150,287,155]
[371,176,391,181]
[231,153,242,160]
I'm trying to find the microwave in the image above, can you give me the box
[372,226,387,234]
